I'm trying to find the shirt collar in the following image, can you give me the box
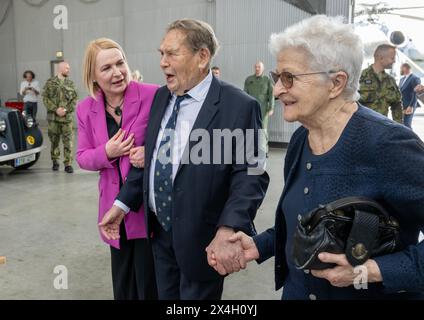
[172,70,213,103]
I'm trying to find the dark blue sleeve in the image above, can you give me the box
[116,167,144,212]
[217,99,270,236]
[253,227,275,263]
[373,126,424,293]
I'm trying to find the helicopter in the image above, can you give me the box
[354,1,424,107]
[354,1,424,66]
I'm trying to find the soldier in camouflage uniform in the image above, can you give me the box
[359,44,403,124]
[244,61,274,155]
[42,62,78,173]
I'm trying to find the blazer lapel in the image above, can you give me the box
[90,92,109,147]
[121,82,142,134]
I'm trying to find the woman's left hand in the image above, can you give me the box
[129,146,145,168]
[311,252,382,287]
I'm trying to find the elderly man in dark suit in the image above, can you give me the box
[400,63,421,128]
[99,19,269,300]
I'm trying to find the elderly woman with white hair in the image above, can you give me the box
[209,15,424,299]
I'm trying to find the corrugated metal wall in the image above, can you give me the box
[123,0,213,87]
[0,0,351,142]
[214,0,310,144]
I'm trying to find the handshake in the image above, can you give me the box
[205,227,260,275]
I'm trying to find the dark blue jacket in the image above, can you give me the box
[141,77,269,281]
[255,105,424,299]
[400,73,421,109]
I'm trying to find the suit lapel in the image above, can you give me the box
[401,75,412,90]
[175,77,220,178]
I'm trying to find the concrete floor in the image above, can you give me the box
[1,115,423,300]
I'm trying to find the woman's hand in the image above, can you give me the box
[129,146,145,168]
[105,129,134,159]
[311,252,382,287]
[206,231,259,275]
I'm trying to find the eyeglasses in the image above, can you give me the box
[269,70,337,88]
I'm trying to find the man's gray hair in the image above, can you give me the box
[269,15,364,101]
[167,19,219,61]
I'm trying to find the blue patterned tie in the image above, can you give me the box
[154,94,190,231]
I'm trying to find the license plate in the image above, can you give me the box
[14,154,36,167]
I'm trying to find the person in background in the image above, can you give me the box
[359,44,403,124]
[211,66,220,78]
[399,62,421,128]
[20,70,40,121]
[76,38,158,300]
[42,62,78,173]
[244,61,274,156]
[132,70,143,82]
[415,83,424,104]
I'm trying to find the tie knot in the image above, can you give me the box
[175,94,191,104]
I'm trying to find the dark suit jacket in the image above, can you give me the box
[400,73,421,109]
[121,76,269,281]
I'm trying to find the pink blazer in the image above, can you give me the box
[76,81,159,249]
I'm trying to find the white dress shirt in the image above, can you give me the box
[148,71,213,213]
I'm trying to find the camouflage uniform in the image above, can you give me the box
[42,76,78,165]
[359,65,403,124]
[244,74,274,153]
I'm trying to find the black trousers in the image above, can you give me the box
[150,216,224,300]
[110,223,157,300]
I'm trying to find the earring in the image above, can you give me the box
[93,80,97,83]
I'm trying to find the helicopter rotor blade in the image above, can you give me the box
[388,6,424,11]
[385,12,424,22]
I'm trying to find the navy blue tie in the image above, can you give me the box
[154,94,190,231]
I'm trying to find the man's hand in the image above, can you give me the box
[206,227,246,276]
[129,146,145,168]
[404,106,414,115]
[311,252,382,287]
[55,107,66,117]
[208,231,259,274]
[98,205,125,240]
[267,109,274,117]
[105,129,135,159]
[414,84,424,94]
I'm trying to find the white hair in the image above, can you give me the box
[269,15,364,101]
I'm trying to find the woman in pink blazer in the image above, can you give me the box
[76,38,158,300]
